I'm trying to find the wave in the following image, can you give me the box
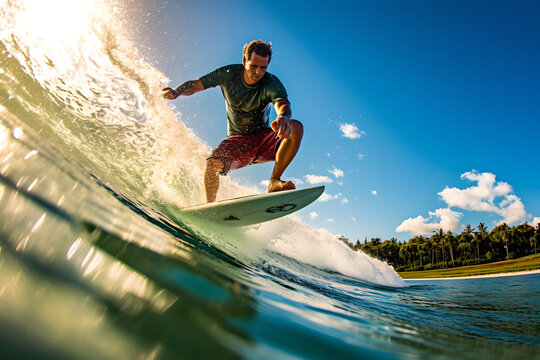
[0,0,404,287]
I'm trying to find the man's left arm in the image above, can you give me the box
[271,99,292,139]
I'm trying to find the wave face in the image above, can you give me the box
[1,1,538,359]
[0,0,403,286]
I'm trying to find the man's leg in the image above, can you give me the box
[205,158,224,202]
[268,120,304,192]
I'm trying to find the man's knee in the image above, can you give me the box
[290,119,303,139]
[206,158,224,174]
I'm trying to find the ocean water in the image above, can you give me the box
[1,1,538,359]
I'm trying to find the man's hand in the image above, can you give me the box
[271,115,292,139]
[272,100,292,139]
[162,87,177,100]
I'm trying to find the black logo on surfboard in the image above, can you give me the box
[265,204,297,213]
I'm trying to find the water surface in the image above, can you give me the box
[1,1,538,359]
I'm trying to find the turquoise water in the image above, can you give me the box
[1,2,539,359]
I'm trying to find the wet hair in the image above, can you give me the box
[242,40,273,63]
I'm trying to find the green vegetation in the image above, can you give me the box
[338,222,540,274]
[398,254,540,279]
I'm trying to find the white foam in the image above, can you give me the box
[245,216,406,288]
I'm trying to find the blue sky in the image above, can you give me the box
[129,0,540,241]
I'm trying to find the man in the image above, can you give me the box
[163,40,303,202]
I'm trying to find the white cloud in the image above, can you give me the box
[532,217,540,227]
[326,218,335,222]
[319,192,339,202]
[337,181,344,186]
[439,170,527,225]
[341,197,349,204]
[260,180,269,187]
[358,153,366,160]
[305,174,333,184]
[329,167,344,179]
[339,123,366,139]
[371,190,377,196]
[396,208,463,236]
[290,177,304,185]
[309,211,319,219]
[351,215,357,222]
[326,153,332,158]
[396,170,531,236]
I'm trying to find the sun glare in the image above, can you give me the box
[14,0,100,45]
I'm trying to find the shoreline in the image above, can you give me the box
[404,269,540,281]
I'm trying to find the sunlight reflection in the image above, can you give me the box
[1,152,13,163]
[30,213,46,232]
[1,162,177,317]
[26,177,38,191]
[24,150,37,159]
[67,237,83,260]
[66,236,178,315]
[0,124,8,151]
[0,245,146,359]
[12,127,23,139]
[12,0,98,46]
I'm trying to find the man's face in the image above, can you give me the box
[243,52,269,85]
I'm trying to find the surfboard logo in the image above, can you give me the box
[223,215,240,221]
[265,204,297,213]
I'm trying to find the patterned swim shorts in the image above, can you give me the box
[208,128,281,175]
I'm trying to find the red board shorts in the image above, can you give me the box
[208,128,281,175]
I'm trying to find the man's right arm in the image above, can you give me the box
[162,79,204,100]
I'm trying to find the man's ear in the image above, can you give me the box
[242,56,246,67]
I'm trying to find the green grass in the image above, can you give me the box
[398,254,540,279]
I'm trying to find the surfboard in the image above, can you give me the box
[180,186,325,227]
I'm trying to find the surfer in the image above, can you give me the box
[163,40,302,202]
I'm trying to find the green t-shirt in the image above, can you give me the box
[199,64,288,136]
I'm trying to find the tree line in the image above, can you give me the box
[338,222,540,272]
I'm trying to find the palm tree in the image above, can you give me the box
[412,236,426,268]
[491,223,511,261]
[458,240,471,261]
[445,232,455,265]
[533,223,540,254]
[476,222,488,259]
[430,232,441,265]
[504,234,510,260]
[463,224,475,238]
[402,238,413,267]
[461,225,475,260]
[424,236,434,265]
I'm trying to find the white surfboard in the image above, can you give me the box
[180,186,325,227]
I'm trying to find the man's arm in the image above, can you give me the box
[162,79,205,100]
[271,99,293,139]
[275,99,292,119]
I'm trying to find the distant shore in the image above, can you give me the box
[405,269,540,281]
[398,254,540,280]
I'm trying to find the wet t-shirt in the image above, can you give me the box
[199,64,288,136]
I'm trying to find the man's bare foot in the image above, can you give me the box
[268,178,296,193]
